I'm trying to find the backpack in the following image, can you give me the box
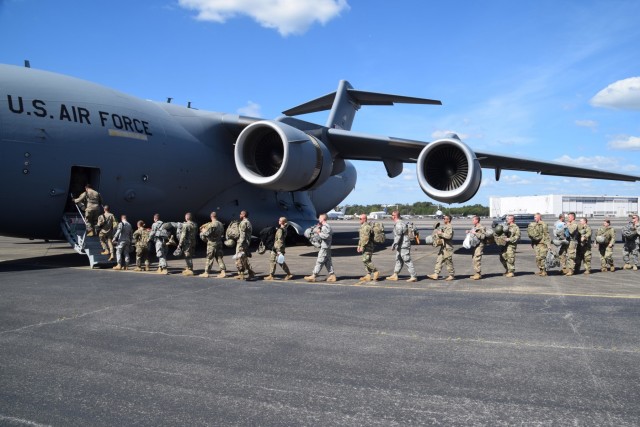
[304,225,322,249]
[545,248,561,270]
[258,226,277,254]
[371,222,386,244]
[527,223,542,241]
[621,223,637,241]
[153,221,170,239]
[225,220,240,241]
[406,222,416,241]
[137,229,150,248]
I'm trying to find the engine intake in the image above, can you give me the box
[416,136,482,203]
[235,121,333,191]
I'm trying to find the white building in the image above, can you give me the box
[489,195,639,218]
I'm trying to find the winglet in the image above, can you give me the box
[282,80,442,131]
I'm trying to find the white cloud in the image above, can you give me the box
[574,119,597,130]
[430,130,469,140]
[590,77,640,110]
[237,101,262,117]
[554,154,638,171]
[608,135,640,151]
[178,0,349,36]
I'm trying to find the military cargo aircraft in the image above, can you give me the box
[2,62,639,248]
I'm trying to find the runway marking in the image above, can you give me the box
[0,414,51,427]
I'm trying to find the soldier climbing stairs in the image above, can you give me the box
[60,207,115,268]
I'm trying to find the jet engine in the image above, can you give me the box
[235,121,333,191]
[416,136,482,204]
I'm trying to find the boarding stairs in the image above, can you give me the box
[61,203,114,268]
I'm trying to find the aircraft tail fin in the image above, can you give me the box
[282,80,441,131]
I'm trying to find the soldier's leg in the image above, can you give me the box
[500,247,508,272]
[362,252,376,274]
[583,248,591,272]
[599,246,607,270]
[85,209,98,235]
[566,243,577,274]
[215,250,226,273]
[434,249,444,274]
[604,246,614,269]
[558,245,567,271]
[472,246,482,274]
[401,248,416,278]
[444,248,454,275]
[506,246,516,273]
[123,242,131,267]
[268,251,277,276]
[633,246,640,268]
[135,248,143,269]
[325,249,334,275]
[394,250,404,275]
[312,248,327,276]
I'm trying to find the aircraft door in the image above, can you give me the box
[65,166,101,212]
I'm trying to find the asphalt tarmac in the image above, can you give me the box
[1,219,639,426]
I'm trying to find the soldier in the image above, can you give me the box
[574,217,593,275]
[149,213,169,275]
[596,219,615,272]
[499,214,520,277]
[265,217,293,281]
[387,210,418,282]
[235,210,255,280]
[356,214,379,281]
[622,214,639,270]
[73,183,102,237]
[132,220,151,271]
[112,214,132,270]
[554,214,568,272]
[304,213,337,282]
[199,212,226,278]
[97,205,116,261]
[177,212,197,276]
[564,212,579,276]
[467,215,486,280]
[428,214,455,281]
[528,213,551,276]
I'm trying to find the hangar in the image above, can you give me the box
[489,195,639,218]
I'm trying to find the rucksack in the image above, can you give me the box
[304,225,322,248]
[225,220,240,241]
[258,226,277,254]
[371,222,385,244]
[527,222,542,241]
[545,248,561,270]
[406,222,416,240]
[137,229,150,248]
[621,223,637,241]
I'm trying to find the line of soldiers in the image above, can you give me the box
[75,185,640,280]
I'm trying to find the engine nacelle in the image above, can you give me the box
[416,136,482,204]
[235,121,333,191]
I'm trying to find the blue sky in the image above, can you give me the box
[2,0,640,206]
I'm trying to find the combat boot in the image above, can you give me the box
[235,272,245,280]
[505,272,515,278]
[326,274,337,282]
[386,273,398,281]
[264,275,275,281]
[445,275,454,281]
[540,271,547,277]
[372,271,379,281]
[112,265,122,270]
[217,270,226,278]
[248,269,256,279]
[601,267,607,272]
[304,275,316,282]
[471,273,481,280]
[161,267,169,275]
[634,265,638,271]
[86,231,95,237]
[123,265,128,271]
[182,269,194,276]
[610,266,615,272]
[108,254,114,261]
[199,272,210,278]
[133,266,142,271]
[564,270,573,276]
[623,263,632,270]
[359,274,371,281]
[101,250,109,255]
[284,274,293,280]
[406,276,418,282]
[427,273,439,280]
[156,267,163,274]
[583,270,590,275]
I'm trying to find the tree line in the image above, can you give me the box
[344,202,489,217]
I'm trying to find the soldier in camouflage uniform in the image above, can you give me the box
[73,183,102,237]
[596,219,616,272]
[428,214,455,281]
[178,212,197,276]
[235,210,255,280]
[132,220,151,271]
[356,214,379,281]
[574,217,593,275]
[467,215,486,280]
[149,213,169,275]
[265,217,293,281]
[622,214,639,270]
[199,211,226,278]
[499,215,520,277]
[305,213,337,282]
[112,214,133,270]
[97,205,116,261]
[387,210,417,282]
[528,213,551,276]
[554,214,568,272]
[564,212,579,276]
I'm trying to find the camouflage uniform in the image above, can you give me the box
[470,224,487,275]
[565,220,579,275]
[500,223,520,274]
[596,226,615,271]
[528,221,550,274]
[200,220,226,275]
[554,219,568,270]
[268,227,292,277]
[235,217,254,278]
[622,224,639,269]
[433,223,455,277]
[179,219,197,273]
[132,227,151,271]
[575,224,592,274]
[357,222,377,276]
[149,220,168,271]
[74,188,102,236]
[312,223,335,276]
[392,221,416,279]
[112,219,133,268]
[97,211,115,259]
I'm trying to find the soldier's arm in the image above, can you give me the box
[442,226,453,240]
